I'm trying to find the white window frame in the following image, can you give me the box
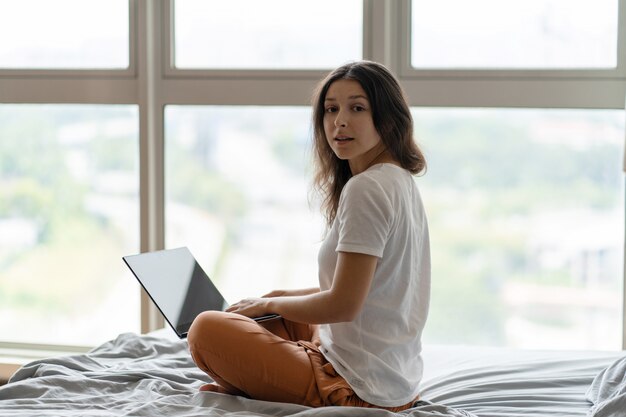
[0,0,624,372]
[395,0,626,110]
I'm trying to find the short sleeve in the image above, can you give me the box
[335,174,393,258]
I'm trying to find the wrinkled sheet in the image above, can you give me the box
[0,332,474,417]
[586,355,626,417]
[420,345,624,417]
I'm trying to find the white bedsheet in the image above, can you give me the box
[0,332,473,417]
[0,332,623,417]
[586,355,626,417]
[420,345,624,417]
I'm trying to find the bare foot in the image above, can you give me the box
[199,383,231,394]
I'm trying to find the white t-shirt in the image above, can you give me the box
[317,163,431,407]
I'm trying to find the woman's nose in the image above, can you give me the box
[334,111,347,128]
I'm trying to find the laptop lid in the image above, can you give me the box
[123,247,277,339]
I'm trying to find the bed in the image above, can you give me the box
[0,331,624,417]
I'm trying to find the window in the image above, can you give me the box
[0,104,140,346]
[1,0,624,355]
[410,0,618,69]
[165,106,321,301]
[0,0,129,69]
[173,0,362,69]
[414,108,624,349]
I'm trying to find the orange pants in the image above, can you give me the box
[187,311,414,411]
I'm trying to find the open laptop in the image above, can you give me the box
[123,247,279,339]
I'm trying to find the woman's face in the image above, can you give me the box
[323,79,384,175]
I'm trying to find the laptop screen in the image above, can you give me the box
[123,247,228,337]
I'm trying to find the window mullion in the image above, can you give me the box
[363,0,403,72]
[617,0,626,72]
[137,0,166,333]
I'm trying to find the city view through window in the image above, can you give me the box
[0,105,140,346]
[0,0,623,352]
[165,106,624,350]
[0,105,623,348]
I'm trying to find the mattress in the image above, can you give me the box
[0,331,623,417]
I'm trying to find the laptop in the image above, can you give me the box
[123,246,279,339]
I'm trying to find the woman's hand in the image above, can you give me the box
[226,297,271,318]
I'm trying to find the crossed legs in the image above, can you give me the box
[187,311,323,406]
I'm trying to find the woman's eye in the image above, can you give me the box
[353,105,366,112]
[325,107,337,113]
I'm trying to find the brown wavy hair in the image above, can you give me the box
[311,60,426,227]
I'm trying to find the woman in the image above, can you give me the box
[187,60,430,411]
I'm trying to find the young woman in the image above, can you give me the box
[187,60,430,411]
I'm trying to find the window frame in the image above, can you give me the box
[0,0,146,356]
[395,0,626,110]
[402,0,626,78]
[0,0,624,361]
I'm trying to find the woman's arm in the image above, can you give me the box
[262,288,320,298]
[226,251,377,324]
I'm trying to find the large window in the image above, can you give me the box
[415,108,624,349]
[0,105,140,346]
[0,0,137,352]
[0,0,624,357]
[165,106,624,350]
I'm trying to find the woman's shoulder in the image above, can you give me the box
[348,163,410,190]
[341,165,412,209]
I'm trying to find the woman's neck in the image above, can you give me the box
[349,147,399,175]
